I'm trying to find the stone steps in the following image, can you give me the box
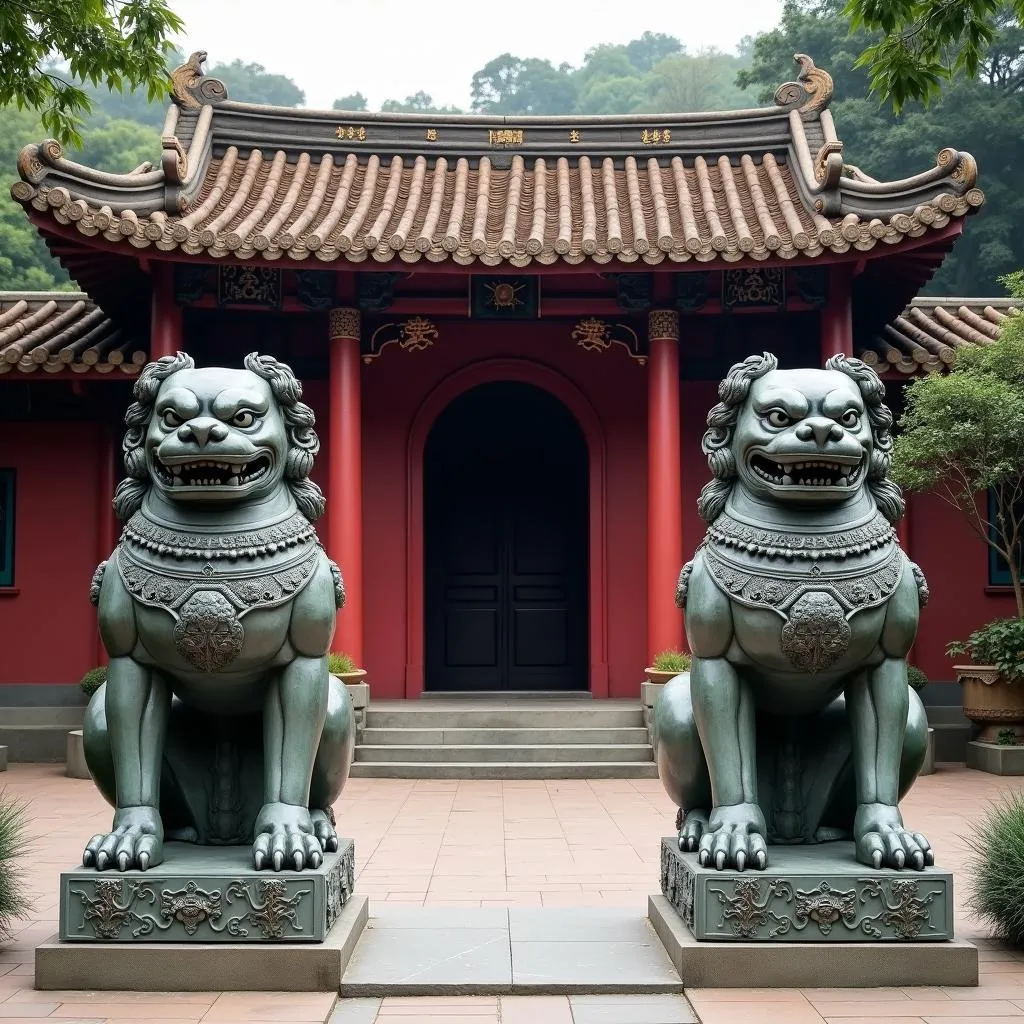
[351,699,656,779]
[355,743,655,763]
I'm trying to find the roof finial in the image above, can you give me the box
[170,50,227,109]
[774,54,834,114]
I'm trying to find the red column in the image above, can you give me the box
[150,262,183,360]
[328,308,363,667]
[95,427,119,666]
[647,309,684,661]
[820,263,854,363]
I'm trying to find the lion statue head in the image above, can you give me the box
[113,352,326,524]
[696,352,904,525]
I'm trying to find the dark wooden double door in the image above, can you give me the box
[424,382,588,692]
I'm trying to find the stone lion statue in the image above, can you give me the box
[655,353,931,872]
[84,352,353,872]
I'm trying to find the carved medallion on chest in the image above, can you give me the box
[780,591,851,672]
[173,591,246,671]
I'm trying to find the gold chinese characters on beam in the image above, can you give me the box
[641,129,672,145]
[572,318,646,365]
[336,125,367,141]
[488,129,524,146]
[363,317,439,364]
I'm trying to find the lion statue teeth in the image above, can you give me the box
[83,352,353,873]
[655,353,931,873]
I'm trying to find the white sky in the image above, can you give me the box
[166,0,785,111]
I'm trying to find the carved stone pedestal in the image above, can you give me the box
[650,838,978,988]
[38,841,368,991]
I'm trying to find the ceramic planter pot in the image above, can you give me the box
[336,669,367,686]
[645,668,685,684]
[954,664,1024,742]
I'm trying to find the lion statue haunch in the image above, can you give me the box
[655,353,931,873]
[84,352,354,873]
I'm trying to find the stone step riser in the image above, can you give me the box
[349,762,660,779]
[361,727,651,745]
[355,744,654,763]
[365,709,644,728]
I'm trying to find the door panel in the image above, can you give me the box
[424,382,587,692]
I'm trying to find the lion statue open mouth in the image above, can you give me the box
[656,353,931,873]
[83,352,353,873]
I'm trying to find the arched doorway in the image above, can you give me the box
[423,381,589,692]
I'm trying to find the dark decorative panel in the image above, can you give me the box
[613,273,653,312]
[674,272,711,312]
[217,266,282,309]
[295,270,337,311]
[356,272,404,313]
[470,276,539,319]
[722,268,785,311]
[174,264,211,304]
[791,267,829,308]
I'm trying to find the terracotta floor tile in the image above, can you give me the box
[812,1000,1024,1017]
[499,994,574,1024]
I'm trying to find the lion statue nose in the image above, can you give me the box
[795,418,843,446]
[177,418,229,447]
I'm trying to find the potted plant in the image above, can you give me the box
[907,666,936,774]
[80,666,106,699]
[946,619,1024,741]
[0,789,31,942]
[645,649,692,684]
[67,667,106,780]
[964,791,1024,947]
[893,271,1024,738]
[327,651,365,685]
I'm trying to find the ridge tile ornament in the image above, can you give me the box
[655,353,940,934]
[64,351,356,944]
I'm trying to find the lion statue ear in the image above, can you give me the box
[113,352,196,523]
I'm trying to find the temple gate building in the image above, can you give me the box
[0,53,1003,707]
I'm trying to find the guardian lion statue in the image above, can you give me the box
[655,353,930,872]
[84,352,354,872]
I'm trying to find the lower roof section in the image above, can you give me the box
[0,292,146,376]
[0,290,1014,382]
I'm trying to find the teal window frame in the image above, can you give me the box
[988,488,1021,586]
[0,470,14,587]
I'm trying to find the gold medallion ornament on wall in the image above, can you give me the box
[362,317,439,364]
[469,276,539,319]
[572,318,647,365]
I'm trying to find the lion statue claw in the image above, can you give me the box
[83,352,354,872]
[655,353,931,872]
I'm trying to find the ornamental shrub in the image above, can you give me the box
[947,618,1024,683]
[907,665,928,692]
[965,791,1024,946]
[327,652,359,675]
[652,649,692,673]
[79,667,106,697]
[0,791,31,942]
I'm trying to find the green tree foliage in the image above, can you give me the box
[333,93,368,112]
[471,54,579,114]
[0,106,71,290]
[845,0,1024,111]
[381,92,463,114]
[208,60,304,107]
[892,272,1024,615]
[0,0,182,146]
[739,0,1024,293]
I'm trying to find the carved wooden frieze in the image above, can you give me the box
[295,270,336,311]
[174,264,211,305]
[613,273,654,312]
[356,272,404,313]
[674,272,710,312]
[791,266,829,309]
[572,318,647,365]
[362,317,439,364]
[217,266,282,309]
[470,276,539,319]
[723,268,785,311]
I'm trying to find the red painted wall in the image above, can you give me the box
[0,422,102,686]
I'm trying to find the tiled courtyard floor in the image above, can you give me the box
[0,763,1022,1022]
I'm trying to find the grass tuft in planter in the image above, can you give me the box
[0,790,32,943]
[964,791,1024,947]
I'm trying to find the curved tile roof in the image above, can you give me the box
[10,53,983,270]
[860,298,1020,375]
[0,292,146,375]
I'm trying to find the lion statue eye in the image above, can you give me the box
[841,410,861,428]
[765,409,790,428]
[232,410,257,428]
[161,410,183,429]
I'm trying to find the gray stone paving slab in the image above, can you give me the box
[512,934,682,992]
[569,993,697,1024]
[509,907,652,943]
[369,905,508,929]
[341,924,512,994]
[329,997,382,1024]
